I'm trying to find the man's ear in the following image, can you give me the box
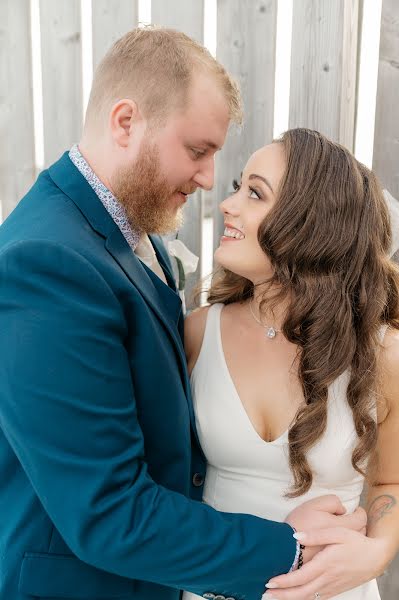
[109,99,142,148]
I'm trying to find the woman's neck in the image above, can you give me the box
[250,282,290,329]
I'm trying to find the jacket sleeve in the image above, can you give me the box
[0,240,296,600]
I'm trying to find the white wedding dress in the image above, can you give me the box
[183,303,381,600]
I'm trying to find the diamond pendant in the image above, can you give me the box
[266,327,277,339]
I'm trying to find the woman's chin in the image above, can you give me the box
[213,249,242,277]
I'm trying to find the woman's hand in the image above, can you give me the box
[285,495,367,562]
[264,528,389,600]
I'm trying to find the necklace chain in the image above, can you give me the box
[248,299,282,339]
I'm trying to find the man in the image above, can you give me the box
[0,27,364,600]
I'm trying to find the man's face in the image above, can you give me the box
[112,74,230,235]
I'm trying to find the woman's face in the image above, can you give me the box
[214,142,286,283]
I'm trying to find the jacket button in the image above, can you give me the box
[203,594,215,599]
[192,472,205,487]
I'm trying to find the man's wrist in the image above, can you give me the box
[286,524,301,571]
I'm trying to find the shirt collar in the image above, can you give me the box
[69,144,141,250]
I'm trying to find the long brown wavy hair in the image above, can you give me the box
[207,128,399,497]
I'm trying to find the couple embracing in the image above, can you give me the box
[0,26,398,600]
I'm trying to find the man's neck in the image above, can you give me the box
[77,140,115,194]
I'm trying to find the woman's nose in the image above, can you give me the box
[219,193,241,216]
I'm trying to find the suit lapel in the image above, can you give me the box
[48,152,195,411]
[149,235,177,292]
[104,228,183,345]
[105,232,199,441]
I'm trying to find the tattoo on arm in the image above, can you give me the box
[368,494,397,527]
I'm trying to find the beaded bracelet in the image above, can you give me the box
[297,543,305,569]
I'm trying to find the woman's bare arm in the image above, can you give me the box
[366,328,399,565]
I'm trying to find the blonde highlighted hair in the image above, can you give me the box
[85,26,242,130]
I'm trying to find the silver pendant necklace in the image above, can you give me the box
[248,299,282,339]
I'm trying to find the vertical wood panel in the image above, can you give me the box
[289,0,359,148]
[0,0,35,218]
[214,0,278,248]
[152,0,205,303]
[152,0,204,42]
[40,0,82,166]
[373,0,399,199]
[92,0,139,70]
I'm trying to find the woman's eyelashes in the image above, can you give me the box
[232,178,262,200]
[232,178,241,192]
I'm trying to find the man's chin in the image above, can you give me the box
[147,208,184,236]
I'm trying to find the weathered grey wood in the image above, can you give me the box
[152,0,205,304]
[289,0,359,149]
[0,0,35,218]
[39,0,82,166]
[373,0,399,201]
[213,0,278,249]
[92,0,139,70]
[383,190,399,263]
[152,0,204,43]
[374,4,399,587]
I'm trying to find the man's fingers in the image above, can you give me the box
[266,556,324,590]
[294,526,359,547]
[333,506,367,532]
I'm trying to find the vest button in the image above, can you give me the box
[192,472,205,487]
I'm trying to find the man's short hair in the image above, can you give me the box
[85,26,242,130]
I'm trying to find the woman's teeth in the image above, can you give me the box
[223,227,245,240]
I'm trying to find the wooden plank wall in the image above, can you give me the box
[289,0,359,149]
[92,0,139,69]
[213,0,278,246]
[0,0,399,595]
[0,0,36,218]
[373,0,399,265]
[39,0,83,166]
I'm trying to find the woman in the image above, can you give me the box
[183,128,399,600]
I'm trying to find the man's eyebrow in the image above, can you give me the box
[201,140,221,151]
[248,173,274,194]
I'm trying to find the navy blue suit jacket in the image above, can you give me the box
[0,153,295,600]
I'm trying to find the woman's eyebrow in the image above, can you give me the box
[248,173,274,194]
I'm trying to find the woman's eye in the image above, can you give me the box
[249,187,262,200]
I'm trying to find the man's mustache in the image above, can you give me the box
[178,187,197,196]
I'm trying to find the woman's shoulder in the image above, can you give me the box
[184,305,213,375]
[381,327,399,369]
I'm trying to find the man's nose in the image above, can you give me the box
[193,156,215,191]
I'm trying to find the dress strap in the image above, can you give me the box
[190,303,223,376]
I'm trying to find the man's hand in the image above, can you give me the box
[264,528,387,600]
[285,495,367,562]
